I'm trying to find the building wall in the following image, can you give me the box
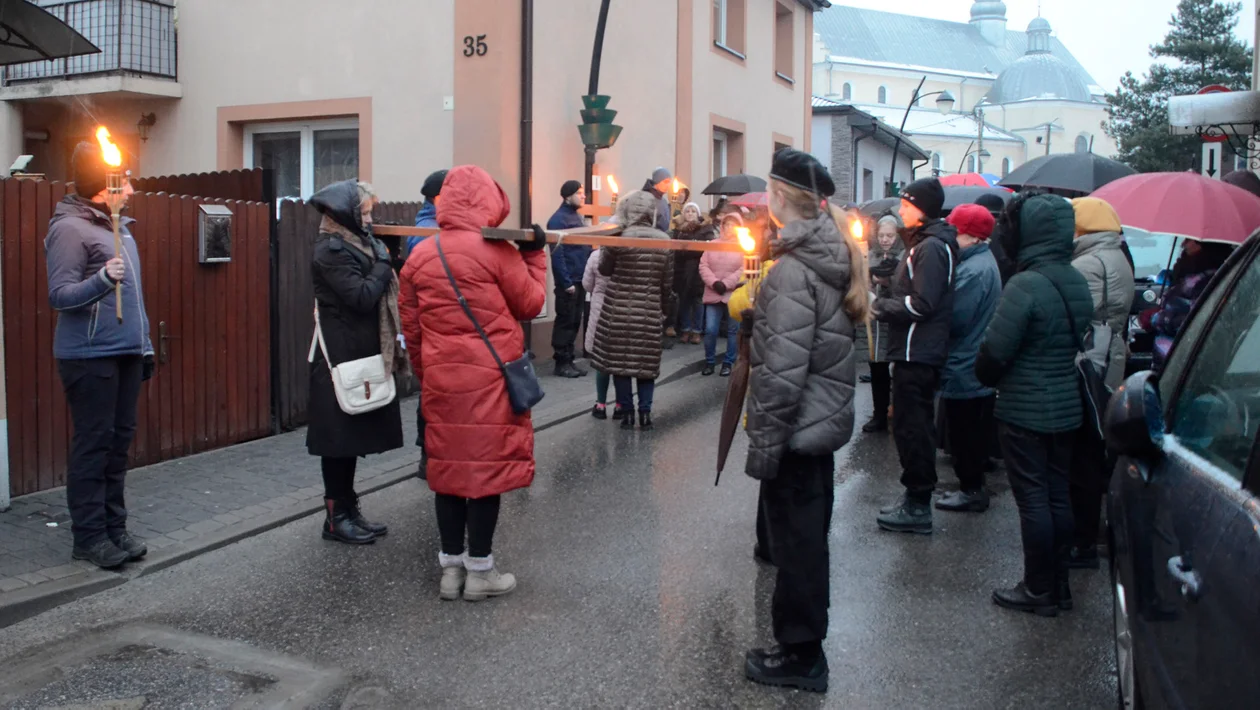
[814,62,992,114]
[911,133,1025,179]
[0,101,15,508]
[994,101,1118,158]
[811,113,916,203]
[854,136,917,202]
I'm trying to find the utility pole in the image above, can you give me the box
[1045,123,1052,156]
[976,106,985,173]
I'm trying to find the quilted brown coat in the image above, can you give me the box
[590,191,675,380]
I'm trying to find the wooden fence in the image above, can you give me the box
[132,168,268,203]
[1,180,271,496]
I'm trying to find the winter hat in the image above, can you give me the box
[71,141,109,199]
[947,203,996,241]
[900,178,945,220]
[974,192,1006,216]
[651,167,672,185]
[421,169,447,202]
[1071,197,1122,235]
[769,148,835,198]
[560,179,583,199]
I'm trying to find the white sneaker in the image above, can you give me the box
[439,552,466,601]
[463,555,517,601]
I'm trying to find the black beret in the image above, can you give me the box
[770,148,835,198]
[421,169,447,202]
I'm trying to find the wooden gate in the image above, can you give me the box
[1,180,272,496]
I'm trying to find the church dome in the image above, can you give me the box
[987,52,1094,103]
[1027,16,1052,33]
[970,1,1007,20]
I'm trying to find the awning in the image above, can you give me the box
[0,0,99,67]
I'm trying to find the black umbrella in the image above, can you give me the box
[702,174,767,196]
[856,197,900,219]
[943,186,1013,213]
[0,0,99,66]
[998,153,1135,195]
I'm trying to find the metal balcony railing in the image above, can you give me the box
[3,0,177,84]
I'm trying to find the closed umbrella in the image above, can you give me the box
[703,174,767,196]
[999,153,1135,195]
[0,0,99,66]
[715,327,751,485]
[1091,172,1260,245]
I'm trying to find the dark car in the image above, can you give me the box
[1105,230,1260,710]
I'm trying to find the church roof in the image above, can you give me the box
[814,6,1099,88]
[988,51,1094,103]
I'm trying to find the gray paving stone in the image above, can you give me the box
[0,575,29,592]
[16,571,50,585]
[144,535,177,550]
[185,520,224,535]
[213,513,242,525]
[167,529,197,542]
[40,564,84,581]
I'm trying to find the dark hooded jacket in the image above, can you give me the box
[975,195,1094,433]
[546,201,590,290]
[307,180,403,459]
[872,219,959,367]
[868,235,904,362]
[745,213,857,481]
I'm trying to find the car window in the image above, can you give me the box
[1126,232,1182,282]
[1165,253,1260,481]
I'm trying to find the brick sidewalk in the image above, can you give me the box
[0,345,704,614]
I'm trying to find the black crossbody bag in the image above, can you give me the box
[435,234,544,415]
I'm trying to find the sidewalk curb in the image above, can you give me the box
[0,356,705,630]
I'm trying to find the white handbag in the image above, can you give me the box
[308,302,396,415]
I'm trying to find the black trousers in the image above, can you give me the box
[1000,422,1075,595]
[893,362,941,503]
[944,395,996,493]
[551,285,586,366]
[761,450,835,648]
[869,361,891,424]
[435,493,501,557]
[58,355,144,548]
[1069,426,1109,550]
[321,457,358,501]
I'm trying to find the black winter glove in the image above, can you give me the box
[740,309,755,335]
[711,280,727,295]
[519,224,548,252]
[142,354,156,382]
[370,237,391,263]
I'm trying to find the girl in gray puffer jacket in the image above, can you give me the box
[741,149,868,693]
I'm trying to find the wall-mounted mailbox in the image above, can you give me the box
[198,204,233,264]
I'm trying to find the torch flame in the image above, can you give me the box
[95,127,122,168]
[736,226,755,253]
[851,217,865,241]
[607,174,618,194]
[672,178,681,194]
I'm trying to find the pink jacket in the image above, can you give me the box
[699,242,743,304]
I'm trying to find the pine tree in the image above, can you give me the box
[1104,0,1253,172]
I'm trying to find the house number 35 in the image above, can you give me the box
[463,35,488,57]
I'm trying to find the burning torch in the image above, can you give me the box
[606,174,619,211]
[736,226,762,303]
[96,127,125,324]
[848,212,876,360]
[669,178,686,217]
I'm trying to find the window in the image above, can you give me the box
[713,131,728,181]
[966,154,978,173]
[1163,250,1258,481]
[712,0,745,57]
[1075,134,1090,154]
[931,152,942,175]
[862,169,874,202]
[773,140,791,160]
[773,2,794,82]
[711,124,746,205]
[877,85,888,104]
[842,82,852,101]
[244,119,359,199]
[1002,157,1013,177]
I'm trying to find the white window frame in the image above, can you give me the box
[714,0,728,46]
[966,154,978,173]
[878,85,888,104]
[1002,157,1013,177]
[243,118,360,199]
[713,130,729,179]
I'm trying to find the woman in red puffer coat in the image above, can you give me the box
[399,165,547,602]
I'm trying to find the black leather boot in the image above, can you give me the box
[638,411,653,431]
[322,499,376,544]
[620,411,635,429]
[348,495,388,537]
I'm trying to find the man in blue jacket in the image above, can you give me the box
[548,180,590,378]
[407,169,446,254]
[45,142,154,569]
[936,204,1002,513]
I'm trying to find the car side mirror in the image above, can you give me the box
[1104,370,1164,461]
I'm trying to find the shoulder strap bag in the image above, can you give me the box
[308,300,397,415]
[1039,273,1108,441]
[435,234,545,415]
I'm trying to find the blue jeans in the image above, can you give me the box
[679,299,703,334]
[704,303,737,366]
[613,376,655,412]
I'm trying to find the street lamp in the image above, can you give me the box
[958,147,993,174]
[888,78,958,197]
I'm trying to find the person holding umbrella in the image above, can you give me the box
[1137,239,1234,372]
[742,149,868,692]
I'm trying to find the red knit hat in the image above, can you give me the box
[946,203,996,241]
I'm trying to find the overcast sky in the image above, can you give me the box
[834,0,1256,91]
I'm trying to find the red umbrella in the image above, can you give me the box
[939,172,995,188]
[1091,172,1260,245]
[729,191,768,208]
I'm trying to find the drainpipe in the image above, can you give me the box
[520,0,535,348]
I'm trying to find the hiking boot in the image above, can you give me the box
[439,553,466,601]
[876,496,933,534]
[665,327,678,337]
[348,497,388,537]
[638,411,653,431]
[110,532,148,560]
[935,489,990,513]
[321,499,376,545]
[72,539,129,569]
[463,555,517,601]
[993,582,1058,617]
[611,405,629,421]
[702,364,716,376]
[620,412,635,429]
[1056,572,1074,611]
[720,363,732,377]
[862,417,888,433]
[744,646,828,693]
[1068,545,1101,570]
[554,362,585,378]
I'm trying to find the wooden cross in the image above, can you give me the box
[373,223,748,253]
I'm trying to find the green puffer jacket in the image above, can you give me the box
[975,195,1094,434]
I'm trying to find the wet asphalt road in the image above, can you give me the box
[0,373,1117,709]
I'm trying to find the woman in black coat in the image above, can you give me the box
[308,180,406,544]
